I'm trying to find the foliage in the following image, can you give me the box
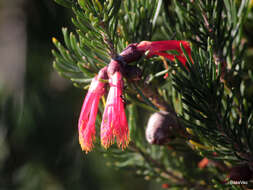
[52,0,253,189]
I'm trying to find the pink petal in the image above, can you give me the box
[154,52,187,66]
[149,40,191,55]
[138,40,190,54]
[137,40,192,65]
[101,72,129,150]
[79,96,100,153]
[78,76,105,153]
[78,92,94,130]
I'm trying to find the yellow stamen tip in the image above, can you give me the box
[52,37,57,43]
[186,128,194,135]
[102,95,106,107]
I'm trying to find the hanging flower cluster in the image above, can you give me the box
[78,40,192,153]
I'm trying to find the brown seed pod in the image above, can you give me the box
[229,164,252,181]
[145,111,180,145]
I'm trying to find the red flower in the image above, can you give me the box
[198,157,209,169]
[136,40,192,66]
[101,71,129,149]
[78,71,107,153]
[162,183,170,189]
[78,40,192,153]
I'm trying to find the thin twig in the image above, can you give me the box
[129,143,185,183]
[129,143,212,190]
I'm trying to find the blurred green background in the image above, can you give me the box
[0,1,161,189]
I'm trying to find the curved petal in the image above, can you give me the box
[79,95,100,153]
[78,76,106,152]
[101,72,129,150]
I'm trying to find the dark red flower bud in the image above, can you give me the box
[198,157,209,169]
[145,111,180,145]
[119,43,143,63]
[229,164,252,181]
[162,183,170,189]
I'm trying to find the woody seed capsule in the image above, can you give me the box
[145,111,179,145]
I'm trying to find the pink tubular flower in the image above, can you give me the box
[101,71,129,149]
[78,68,107,153]
[77,40,192,153]
[136,40,192,66]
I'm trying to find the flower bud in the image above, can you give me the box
[145,111,180,145]
[119,43,143,63]
[198,157,209,169]
[229,164,252,181]
[162,183,170,189]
